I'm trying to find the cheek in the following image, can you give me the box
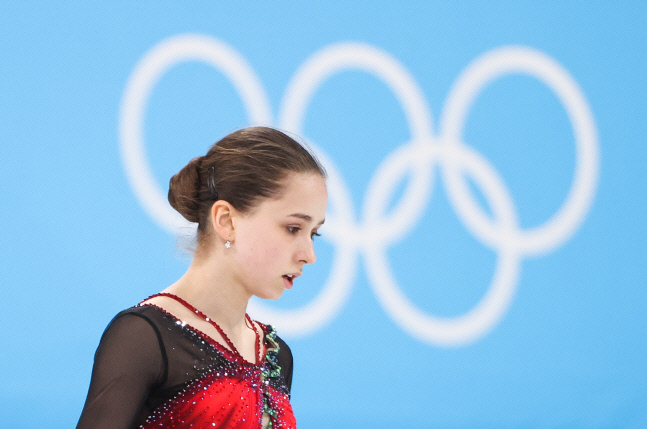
[251,243,281,266]
[239,231,284,268]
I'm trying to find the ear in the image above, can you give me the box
[209,201,238,244]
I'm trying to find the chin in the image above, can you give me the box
[256,290,284,301]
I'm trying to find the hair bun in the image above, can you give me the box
[168,156,203,223]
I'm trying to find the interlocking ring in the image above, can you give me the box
[119,34,598,346]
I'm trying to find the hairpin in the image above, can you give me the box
[207,165,219,200]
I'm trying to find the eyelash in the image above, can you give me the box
[287,226,321,239]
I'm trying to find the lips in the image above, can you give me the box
[282,273,300,289]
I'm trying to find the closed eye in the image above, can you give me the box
[311,232,321,240]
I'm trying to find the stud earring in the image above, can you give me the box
[225,239,231,249]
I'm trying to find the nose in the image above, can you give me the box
[298,237,317,265]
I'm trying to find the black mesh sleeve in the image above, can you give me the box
[76,311,167,429]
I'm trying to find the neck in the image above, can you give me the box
[164,248,250,332]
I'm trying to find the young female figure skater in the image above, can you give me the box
[77,127,327,429]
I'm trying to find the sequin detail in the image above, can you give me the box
[140,356,294,429]
[136,296,295,429]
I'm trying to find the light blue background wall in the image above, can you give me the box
[1,2,646,428]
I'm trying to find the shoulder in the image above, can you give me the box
[90,305,170,387]
[259,324,294,394]
[256,322,291,352]
[275,334,292,359]
[104,305,162,334]
[98,305,173,355]
[114,303,165,320]
[260,323,293,369]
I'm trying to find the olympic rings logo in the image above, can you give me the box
[119,34,599,347]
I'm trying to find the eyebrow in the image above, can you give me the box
[287,213,325,225]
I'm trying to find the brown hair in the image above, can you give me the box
[168,127,326,239]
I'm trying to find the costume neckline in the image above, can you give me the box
[139,292,264,366]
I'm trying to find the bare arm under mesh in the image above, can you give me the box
[77,312,167,429]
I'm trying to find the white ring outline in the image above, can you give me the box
[364,143,521,345]
[119,34,358,337]
[280,42,437,249]
[360,46,599,344]
[261,42,438,335]
[248,144,359,336]
[440,46,599,255]
[119,34,272,236]
[119,35,599,346]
